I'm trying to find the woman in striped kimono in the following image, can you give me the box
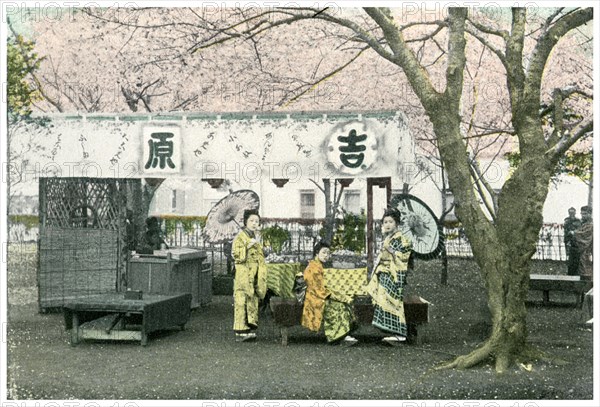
[231,209,267,342]
[366,208,413,345]
[301,241,358,345]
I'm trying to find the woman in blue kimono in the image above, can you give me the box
[366,208,413,345]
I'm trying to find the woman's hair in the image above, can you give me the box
[145,216,160,231]
[313,240,331,257]
[243,209,260,226]
[382,208,402,226]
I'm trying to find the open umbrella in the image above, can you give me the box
[389,193,444,260]
[203,190,260,244]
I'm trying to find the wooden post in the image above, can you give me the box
[323,179,332,242]
[70,312,80,346]
[366,177,392,273]
[38,178,46,313]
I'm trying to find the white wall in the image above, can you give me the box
[10,112,591,225]
[543,175,590,224]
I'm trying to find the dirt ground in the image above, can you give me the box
[5,254,595,402]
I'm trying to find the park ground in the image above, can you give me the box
[4,243,595,401]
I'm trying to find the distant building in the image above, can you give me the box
[8,195,39,215]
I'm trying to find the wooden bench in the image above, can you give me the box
[63,293,192,346]
[529,274,593,308]
[269,295,429,345]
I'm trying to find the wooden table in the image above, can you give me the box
[63,293,192,346]
[128,248,209,308]
[529,274,593,307]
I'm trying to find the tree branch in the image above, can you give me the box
[505,8,527,107]
[444,8,468,105]
[309,179,325,195]
[405,24,445,43]
[466,16,509,40]
[544,86,593,147]
[468,160,497,221]
[540,7,564,35]
[464,26,508,71]
[547,119,593,162]
[525,8,593,108]
[281,46,369,107]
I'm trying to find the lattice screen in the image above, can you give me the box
[38,177,141,311]
[39,227,119,309]
[42,178,122,230]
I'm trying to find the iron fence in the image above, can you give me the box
[163,218,326,275]
[9,220,570,275]
[160,219,570,272]
[442,223,568,261]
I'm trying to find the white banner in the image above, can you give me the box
[9,111,414,182]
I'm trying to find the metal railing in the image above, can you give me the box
[161,219,571,266]
[442,224,568,261]
[9,221,571,276]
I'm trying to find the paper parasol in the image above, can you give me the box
[390,193,445,260]
[202,190,260,244]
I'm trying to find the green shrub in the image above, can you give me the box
[323,213,366,254]
[157,215,207,234]
[180,216,207,232]
[8,214,39,230]
[262,224,291,254]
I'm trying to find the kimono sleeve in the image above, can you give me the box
[304,262,331,301]
[231,233,247,264]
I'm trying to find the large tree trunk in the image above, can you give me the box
[435,118,554,372]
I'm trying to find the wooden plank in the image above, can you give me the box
[199,265,212,306]
[270,296,429,328]
[64,295,189,345]
[529,275,590,292]
[366,179,375,272]
[78,329,142,342]
[530,274,582,281]
[152,248,207,261]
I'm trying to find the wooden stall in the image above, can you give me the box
[128,248,211,308]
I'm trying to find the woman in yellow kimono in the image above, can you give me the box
[301,241,358,345]
[366,208,413,345]
[231,209,267,342]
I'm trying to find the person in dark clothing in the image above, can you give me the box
[574,206,593,281]
[563,207,582,276]
[137,217,168,254]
